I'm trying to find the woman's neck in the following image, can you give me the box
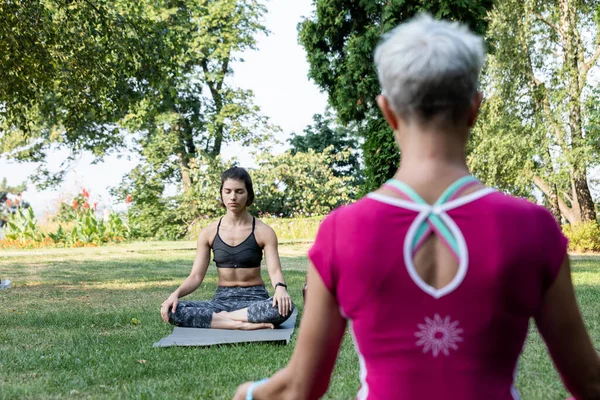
[224,210,251,227]
[392,124,472,202]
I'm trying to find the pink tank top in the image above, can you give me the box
[308,183,567,400]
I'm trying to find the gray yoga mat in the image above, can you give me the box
[153,309,298,347]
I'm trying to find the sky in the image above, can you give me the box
[0,0,328,219]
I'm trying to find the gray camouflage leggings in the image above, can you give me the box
[168,285,294,329]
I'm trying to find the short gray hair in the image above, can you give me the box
[374,14,485,123]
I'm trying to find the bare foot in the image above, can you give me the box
[217,311,250,322]
[236,322,274,330]
[210,312,273,330]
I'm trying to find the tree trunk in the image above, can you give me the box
[548,184,562,223]
[207,88,224,157]
[533,176,577,224]
[202,58,227,158]
[178,152,192,192]
[569,173,582,223]
[174,122,193,193]
[573,172,596,221]
[211,124,224,158]
[560,0,597,222]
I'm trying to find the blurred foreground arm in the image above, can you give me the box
[535,255,600,399]
[234,262,346,399]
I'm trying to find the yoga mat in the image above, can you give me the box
[153,309,298,348]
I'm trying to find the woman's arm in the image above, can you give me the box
[535,255,600,399]
[234,262,347,400]
[261,225,292,316]
[161,225,213,322]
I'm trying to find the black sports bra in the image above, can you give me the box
[212,217,263,268]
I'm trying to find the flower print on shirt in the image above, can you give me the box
[415,314,463,357]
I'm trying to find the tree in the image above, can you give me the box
[469,0,600,224]
[0,0,274,190]
[0,0,162,187]
[252,148,354,216]
[113,163,190,240]
[111,0,276,238]
[298,0,494,194]
[120,0,276,194]
[289,111,362,182]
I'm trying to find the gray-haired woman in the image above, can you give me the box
[234,14,600,400]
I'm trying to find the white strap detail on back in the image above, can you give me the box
[366,193,432,212]
[438,187,496,212]
[368,187,496,299]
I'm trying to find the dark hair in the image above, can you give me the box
[219,167,255,207]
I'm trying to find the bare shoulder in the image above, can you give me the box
[197,220,220,247]
[254,218,278,246]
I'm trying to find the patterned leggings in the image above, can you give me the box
[168,285,294,329]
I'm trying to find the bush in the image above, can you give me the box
[562,221,600,253]
[47,209,135,246]
[2,206,45,242]
[54,192,91,223]
[185,215,324,241]
[113,162,212,241]
[261,216,323,241]
[1,194,135,248]
[252,148,354,216]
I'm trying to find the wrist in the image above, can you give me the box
[246,378,269,400]
[274,282,287,291]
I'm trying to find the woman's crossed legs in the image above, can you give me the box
[168,285,294,330]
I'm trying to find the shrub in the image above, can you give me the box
[3,206,45,242]
[260,216,323,241]
[562,221,600,253]
[1,188,135,248]
[47,209,134,246]
[185,215,324,242]
[252,148,354,216]
[113,164,197,240]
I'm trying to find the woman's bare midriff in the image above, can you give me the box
[217,266,264,287]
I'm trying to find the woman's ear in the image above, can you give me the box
[377,95,399,131]
[467,91,484,128]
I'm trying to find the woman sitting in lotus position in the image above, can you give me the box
[234,14,600,400]
[161,167,294,330]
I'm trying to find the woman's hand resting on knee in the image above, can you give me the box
[273,286,292,317]
[161,294,179,322]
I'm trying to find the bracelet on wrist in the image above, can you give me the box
[246,378,269,400]
[274,282,287,290]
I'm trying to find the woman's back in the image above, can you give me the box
[309,186,567,399]
[233,15,599,400]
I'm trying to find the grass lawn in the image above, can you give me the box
[0,242,598,399]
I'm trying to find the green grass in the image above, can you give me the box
[0,244,598,399]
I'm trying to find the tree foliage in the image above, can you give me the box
[120,0,276,193]
[116,149,353,239]
[289,111,362,183]
[470,0,600,224]
[0,0,161,186]
[252,148,354,216]
[0,0,274,190]
[298,0,494,193]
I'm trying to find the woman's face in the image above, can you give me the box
[221,179,248,212]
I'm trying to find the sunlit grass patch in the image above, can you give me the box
[0,244,597,399]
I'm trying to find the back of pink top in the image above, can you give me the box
[308,191,568,400]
